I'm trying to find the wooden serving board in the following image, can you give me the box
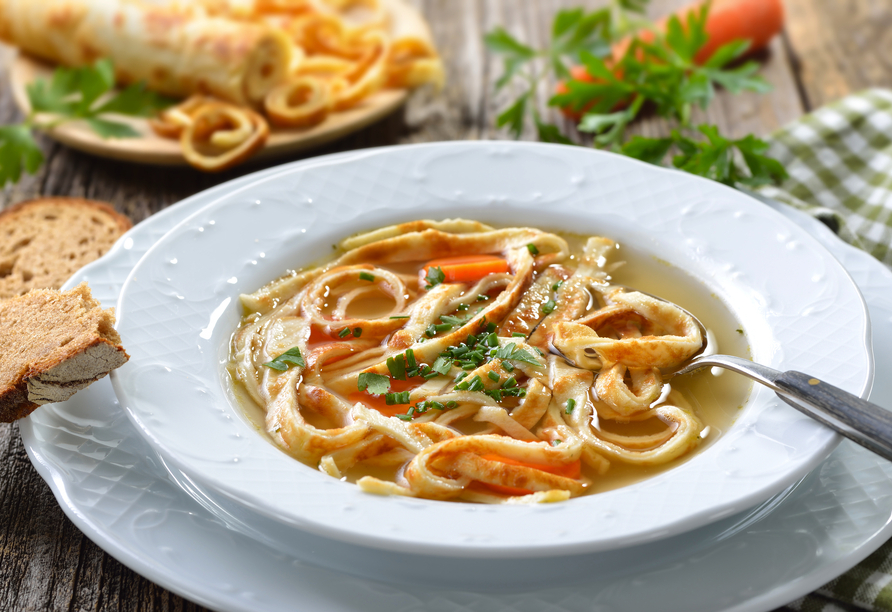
[7,0,427,167]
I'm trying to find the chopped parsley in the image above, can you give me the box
[262,347,306,371]
[357,372,390,395]
[425,266,445,289]
[359,271,375,282]
[493,343,542,367]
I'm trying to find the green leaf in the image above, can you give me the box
[535,120,573,145]
[618,0,650,13]
[496,94,528,138]
[621,136,674,165]
[678,71,714,109]
[424,265,446,289]
[706,62,772,94]
[85,118,140,139]
[0,125,43,188]
[493,343,542,367]
[484,27,536,59]
[495,56,526,91]
[357,372,390,396]
[553,8,584,39]
[704,40,751,69]
[94,82,174,117]
[578,111,628,134]
[578,50,617,82]
[263,347,306,371]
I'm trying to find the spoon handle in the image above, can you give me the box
[775,372,892,463]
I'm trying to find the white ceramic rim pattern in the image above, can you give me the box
[111,142,872,557]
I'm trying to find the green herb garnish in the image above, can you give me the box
[541,299,556,315]
[262,347,306,371]
[359,271,375,282]
[487,371,501,382]
[425,266,446,289]
[2,58,173,188]
[527,243,540,256]
[385,391,411,405]
[357,372,390,395]
[338,327,351,338]
[565,398,576,414]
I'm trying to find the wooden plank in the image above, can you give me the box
[783,0,892,109]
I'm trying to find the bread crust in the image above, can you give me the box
[0,283,129,422]
[0,197,132,234]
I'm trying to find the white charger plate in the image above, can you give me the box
[110,142,871,558]
[16,159,892,611]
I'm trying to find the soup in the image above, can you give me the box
[229,219,751,503]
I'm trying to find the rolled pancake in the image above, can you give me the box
[0,0,292,106]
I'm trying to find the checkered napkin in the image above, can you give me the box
[761,89,892,611]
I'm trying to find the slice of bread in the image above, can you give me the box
[0,197,132,299]
[0,282,129,422]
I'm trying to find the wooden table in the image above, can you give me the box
[1,0,888,609]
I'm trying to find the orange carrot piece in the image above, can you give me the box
[423,255,509,284]
[479,453,582,496]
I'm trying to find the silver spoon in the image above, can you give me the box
[661,300,892,462]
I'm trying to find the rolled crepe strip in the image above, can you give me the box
[148,95,214,139]
[180,102,270,172]
[264,75,330,128]
[329,30,389,110]
[0,0,292,106]
[386,36,444,89]
[294,54,356,79]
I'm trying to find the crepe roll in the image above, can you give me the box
[0,0,292,106]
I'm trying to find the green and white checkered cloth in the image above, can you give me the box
[759,89,892,611]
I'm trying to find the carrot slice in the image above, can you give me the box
[479,453,582,496]
[423,255,509,283]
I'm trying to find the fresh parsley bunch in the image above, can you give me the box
[485,0,788,188]
[0,58,173,188]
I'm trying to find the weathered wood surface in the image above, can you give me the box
[0,0,886,609]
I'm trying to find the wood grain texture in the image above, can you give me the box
[0,0,869,609]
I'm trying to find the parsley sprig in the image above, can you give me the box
[486,1,788,188]
[0,59,173,187]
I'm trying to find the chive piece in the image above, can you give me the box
[429,401,444,411]
[396,412,413,421]
[485,389,503,402]
[552,280,564,292]
[486,322,497,333]
[385,391,411,405]
[511,332,526,338]
[736,328,744,334]
[359,271,375,282]
[565,398,576,414]
[485,332,499,347]
[353,327,362,337]
[390,315,410,320]
[487,371,500,382]
[357,372,390,395]
[501,361,515,373]
[446,401,458,409]
[405,349,417,372]
[425,266,445,289]
[387,355,407,380]
[551,439,562,446]
[338,327,351,338]
[455,372,468,382]
[457,303,469,311]
[262,346,306,371]
[461,362,477,370]
[476,294,489,301]
[541,299,556,315]
[502,377,517,389]
[527,243,540,256]
[466,375,484,392]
